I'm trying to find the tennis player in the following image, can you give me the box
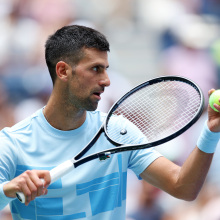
[0,25,220,220]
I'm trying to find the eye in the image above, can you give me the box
[92,66,99,72]
[92,65,108,73]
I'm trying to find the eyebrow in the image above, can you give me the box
[95,64,109,70]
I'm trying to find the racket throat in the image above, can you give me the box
[98,152,111,161]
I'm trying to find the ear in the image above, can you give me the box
[56,61,71,82]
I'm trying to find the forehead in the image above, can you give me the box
[79,48,109,67]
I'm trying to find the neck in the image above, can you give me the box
[43,95,87,131]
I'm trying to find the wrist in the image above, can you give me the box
[197,120,220,153]
[3,182,16,198]
[0,182,15,204]
[207,120,220,132]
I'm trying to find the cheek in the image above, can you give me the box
[70,81,88,98]
[70,71,95,96]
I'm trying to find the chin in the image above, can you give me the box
[86,104,98,112]
[83,100,99,111]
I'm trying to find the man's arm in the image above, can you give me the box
[3,170,51,206]
[141,89,220,201]
[0,133,51,208]
[140,148,213,201]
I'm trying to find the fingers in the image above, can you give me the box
[207,88,220,132]
[38,170,51,188]
[208,89,220,112]
[213,103,220,112]
[208,88,215,96]
[17,170,51,205]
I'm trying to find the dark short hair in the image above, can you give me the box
[45,25,110,84]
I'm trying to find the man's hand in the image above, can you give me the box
[3,170,51,206]
[207,89,220,132]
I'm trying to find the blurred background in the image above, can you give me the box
[1,0,220,219]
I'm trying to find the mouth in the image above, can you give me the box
[93,90,104,100]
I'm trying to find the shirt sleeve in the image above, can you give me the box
[0,131,18,210]
[128,148,162,179]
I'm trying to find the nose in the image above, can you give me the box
[99,71,110,87]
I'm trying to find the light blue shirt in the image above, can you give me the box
[0,108,161,220]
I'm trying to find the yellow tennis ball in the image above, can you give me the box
[209,90,220,112]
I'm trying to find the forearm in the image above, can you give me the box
[173,147,213,201]
[170,118,220,200]
[168,119,220,200]
[141,148,213,201]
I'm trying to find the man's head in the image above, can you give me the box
[45,25,110,84]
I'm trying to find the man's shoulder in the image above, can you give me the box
[0,108,42,136]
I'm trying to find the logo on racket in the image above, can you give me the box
[120,129,127,135]
[99,152,111,161]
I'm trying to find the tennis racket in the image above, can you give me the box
[16,75,204,203]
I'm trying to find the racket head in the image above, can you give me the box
[104,75,204,150]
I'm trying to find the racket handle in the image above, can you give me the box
[50,160,74,183]
[16,160,74,203]
[16,191,27,203]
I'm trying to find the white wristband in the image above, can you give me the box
[197,121,220,153]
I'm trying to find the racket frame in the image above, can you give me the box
[74,76,204,167]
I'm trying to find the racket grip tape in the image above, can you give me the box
[16,160,74,203]
[197,120,220,153]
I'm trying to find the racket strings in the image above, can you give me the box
[106,80,202,145]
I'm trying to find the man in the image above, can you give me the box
[0,25,220,220]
